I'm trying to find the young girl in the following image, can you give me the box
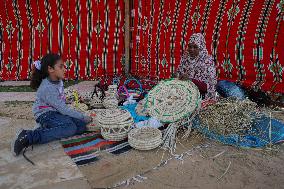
[11,53,93,158]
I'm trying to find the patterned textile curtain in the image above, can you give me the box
[129,0,284,93]
[0,0,283,93]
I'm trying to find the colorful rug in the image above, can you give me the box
[61,132,132,166]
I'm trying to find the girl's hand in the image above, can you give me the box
[83,116,93,124]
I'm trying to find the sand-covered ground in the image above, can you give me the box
[0,101,284,189]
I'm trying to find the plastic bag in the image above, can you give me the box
[135,117,163,129]
[123,94,137,106]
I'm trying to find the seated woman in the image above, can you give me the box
[176,33,217,99]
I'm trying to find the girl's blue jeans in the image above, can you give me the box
[27,111,87,144]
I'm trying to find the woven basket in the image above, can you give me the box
[108,84,118,93]
[101,124,131,141]
[80,91,92,102]
[89,97,104,109]
[103,85,119,109]
[105,85,118,98]
[98,109,134,141]
[128,127,162,150]
[96,109,132,123]
[103,96,118,109]
[85,111,100,131]
[71,102,89,112]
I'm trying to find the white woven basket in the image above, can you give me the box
[89,96,104,109]
[128,127,162,150]
[85,110,100,131]
[103,97,118,109]
[108,84,118,92]
[96,109,130,122]
[98,109,134,141]
[71,102,89,112]
[101,124,132,141]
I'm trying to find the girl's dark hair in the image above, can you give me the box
[30,53,61,89]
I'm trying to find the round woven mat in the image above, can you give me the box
[128,127,162,150]
[145,79,201,123]
[135,98,148,116]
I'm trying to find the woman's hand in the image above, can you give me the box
[178,74,188,81]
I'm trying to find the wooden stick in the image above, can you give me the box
[217,161,231,181]
[124,0,130,75]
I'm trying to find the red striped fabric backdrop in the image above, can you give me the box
[0,0,283,93]
[0,0,125,80]
[129,0,284,93]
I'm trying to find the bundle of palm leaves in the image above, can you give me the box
[199,97,258,136]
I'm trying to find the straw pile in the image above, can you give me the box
[199,97,258,136]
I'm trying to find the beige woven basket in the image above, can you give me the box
[145,79,201,123]
[85,110,100,131]
[98,109,134,141]
[108,84,118,92]
[103,85,119,109]
[71,102,89,112]
[128,127,162,150]
[96,109,131,123]
[101,124,132,141]
[87,120,100,131]
[103,97,118,109]
[89,96,104,109]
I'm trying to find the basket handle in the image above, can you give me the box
[91,83,106,100]
[117,85,130,98]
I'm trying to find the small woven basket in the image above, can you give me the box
[128,127,162,150]
[98,109,134,141]
[71,102,89,112]
[100,124,132,141]
[89,96,104,109]
[108,84,118,93]
[103,96,119,109]
[85,111,100,131]
[103,85,119,109]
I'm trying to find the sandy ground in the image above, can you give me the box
[0,81,30,86]
[0,116,91,189]
[0,101,284,189]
